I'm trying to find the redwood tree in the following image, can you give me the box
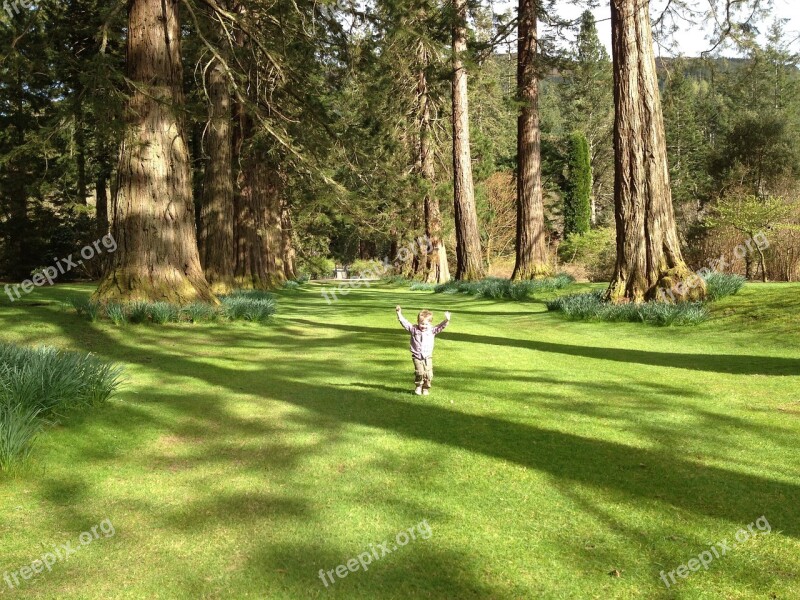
[606,0,704,302]
[233,119,285,289]
[512,0,549,279]
[199,57,235,294]
[451,0,484,281]
[95,0,214,303]
[418,44,450,284]
[280,200,297,280]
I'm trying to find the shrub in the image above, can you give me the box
[410,282,437,291]
[704,272,746,301]
[558,227,616,282]
[0,344,124,469]
[546,292,709,326]
[350,259,387,278]
[299,256,335,279]
[282,280,301,290]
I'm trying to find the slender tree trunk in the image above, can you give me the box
[94,0,214,303]
[199,58,235,294]
[280,201,297,280]
[418,45,450,284]
[606,0,704,303]
[451,0,484,281]
[75,94,88,205]
[512,0,550,280]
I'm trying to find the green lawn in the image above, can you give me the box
[1,281,799,599]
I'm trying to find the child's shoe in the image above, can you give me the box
[422,389,430,395]
[414,386,423,395]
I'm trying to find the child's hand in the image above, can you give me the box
[395,305,402,313]
[445,311,451,320]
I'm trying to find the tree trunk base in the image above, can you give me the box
[94,267,218,304]
[606,265,707,304]
[512,262,551,280]
[425,245,451,284]
[233,274,285,291]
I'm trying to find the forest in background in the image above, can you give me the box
[1,0,799,292]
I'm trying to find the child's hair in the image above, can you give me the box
[417,309,433,324]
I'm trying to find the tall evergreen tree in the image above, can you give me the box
[512,0,549,279]
[95,0,214,303]
[607,0,704,303]
[451,0,484,280]
[563,131,592,238]
[559,10,614,225]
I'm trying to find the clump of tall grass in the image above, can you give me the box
[67,291,278,326]
[67,297,100,322]
[704,272,746,301]
[219,290,277,323]
[433,274,575,300]
[409,282,437,291]
[0,344,124,470]
[546,291,709,326]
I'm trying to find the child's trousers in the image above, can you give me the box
[412,357,433,389]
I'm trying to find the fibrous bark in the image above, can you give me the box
[280,200,297,280]
[199,57,235,294]
[512,0,550,280]
[607,0,704,302]
[95,0,215,303]
[451,0,484,281]
[418,45,450,284]
[234,139,285,289]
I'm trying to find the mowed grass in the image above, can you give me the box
[0,281,799,599]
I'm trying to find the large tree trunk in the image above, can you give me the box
[451,0,484,281]
[512,0,550,280]
[418,45,451,284]
[199,58,235,294]
[606,0,704,303]
[94,0,214,303]
[280,201,297,280]
[234,135,285,289]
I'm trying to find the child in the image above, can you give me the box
[395,305,451,395]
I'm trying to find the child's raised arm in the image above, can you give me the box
[432,311,451,335]
[396,305,414,332]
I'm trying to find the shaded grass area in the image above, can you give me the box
[0,281,798,598]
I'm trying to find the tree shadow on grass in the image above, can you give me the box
[20,307,798,542]
[285,319,800,376]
